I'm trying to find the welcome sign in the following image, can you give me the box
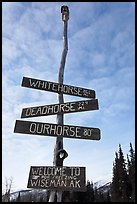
[27,166,86,191]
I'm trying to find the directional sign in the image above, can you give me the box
[21,99,99,118]
[21,76,96,99]
[14,120,101,140]
[27,166,86,191]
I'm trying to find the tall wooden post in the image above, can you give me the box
[48,5,69,202]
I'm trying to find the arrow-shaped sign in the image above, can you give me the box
[21,77,96,99]
[14,120,101,140]
[21,99,99,118]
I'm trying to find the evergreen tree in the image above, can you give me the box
[127,154,132,200]
[111,152,120,202]
[94,186,99,202]
[127,143,135,202]
[111,145,130,202]
[81,180,94,202]
[117,144,129,202]
[98,191,105,202]
[71,180,95,202]
[106,191,111,202]
[94,189,107,202]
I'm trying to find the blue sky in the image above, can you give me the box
[2,2,135,192]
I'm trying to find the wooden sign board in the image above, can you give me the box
[21,77,95,99]
[27,166,86,191]
[14,120,101,140]
[21,99,99,118]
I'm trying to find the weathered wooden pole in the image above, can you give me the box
[48,5,69,202]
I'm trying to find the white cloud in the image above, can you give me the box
[91,52,106,67]
[2,37,22,65]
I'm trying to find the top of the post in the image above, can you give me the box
[61,5,69,22]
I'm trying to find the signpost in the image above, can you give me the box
[21,76,96,99]
[27,166,86,192]
[21,99,99,118]
[13,5,101,202]
[14,120,101,140]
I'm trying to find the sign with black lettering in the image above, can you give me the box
[27,166,86,191]
[21,77,95,99]
[21,99,99,118]
[14,120,101,140]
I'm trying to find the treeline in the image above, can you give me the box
[71,142,135,202]
[8,142,135,202]
[111,143,135,202]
